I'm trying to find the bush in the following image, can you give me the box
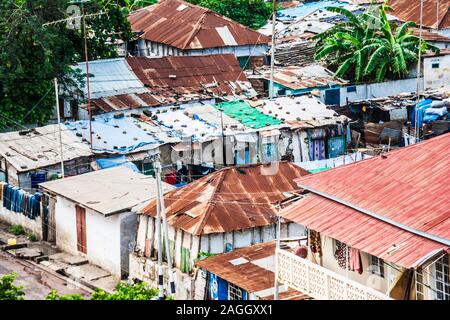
[0,273,25,300]
[45,290,85,300]
[26,233,37,242]
[46,281,159,300]
[91,281,159,300]
[9,224,25,236]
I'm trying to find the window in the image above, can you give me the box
[346,85,357,93]
[416,269,425,300]
[432,62,440,69]
[434,255,449,300]
[228,283,243,300]
[369,255,385,278]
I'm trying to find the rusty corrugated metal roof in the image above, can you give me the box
[90,93,162,113]
[126,54,256,102]
[410,28,450,42]
[82,54,256,113]
[260,65,347,90]
[128,0,270,50]
[279,133,450,269]
[140,162,309,235]
[195,241,311,299]
[388,0,450,29]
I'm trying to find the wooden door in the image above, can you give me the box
[75,205,87,254]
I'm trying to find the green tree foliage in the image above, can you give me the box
[91,281,159,300]
[120,0,157,12]
[187,0,272,30]
[314,2,439,83]
[46,281,159,300]
[0,273,25,300]
[0,0,132,128]
[46,290,85,300]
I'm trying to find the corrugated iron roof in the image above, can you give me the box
[140,162,309,235]
[250,95,349,129]
[0,124,92,173]
[65,114,176,155]
[410,28,450,43]
[73,58,146,99]
[40,166,174,216]
[260,65,348,90]
[213,100,283,129]
[279,133,450,268]
[195,241,311,299]
[128,0,270,50]
[79,55,256,114]
[126,54,256,102]
[388,0,450,29]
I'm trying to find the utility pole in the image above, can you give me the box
[190,135,194,182]
[220,111,227,166]
[269,0,277,100]
[274,212,281,300]
[54,78,65,178]
[154,156,164,299]
[415,0,424,141]
[81,0,93,150]
[155,158,176,297]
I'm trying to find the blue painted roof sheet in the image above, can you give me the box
[277,1,350,21]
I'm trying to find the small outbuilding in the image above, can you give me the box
[40,166,174,278]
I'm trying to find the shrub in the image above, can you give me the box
[0,273,25,300]
[9,224,25,236]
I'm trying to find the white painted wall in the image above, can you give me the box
[319,78,425,107]
[55,196,135,277]
[423,54,450,90]
[137,41,268,58]
[0,206,43,240]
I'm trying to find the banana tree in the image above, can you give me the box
[313,2,439,83]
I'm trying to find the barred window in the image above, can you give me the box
[434,255,449,300]
[228,283,243,300]
[369,254,385,278]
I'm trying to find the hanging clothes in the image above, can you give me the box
[334,241,363,274]
[0,182,5,202]
[349,247,363,274]
[310,139,326,161]
[164,171,177,185]
[0,182,42,219]
[334,241,349,270]
[309,230,322,257]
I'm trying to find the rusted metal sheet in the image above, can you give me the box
[126,54,254,99]
[195,242,311,299]
[83,54,256,114]
[129,0,270,50]
[279,133,450,269]
[388,0,450,29]
[140,162,309,235]
[411,28,450,43]
[260,65,347,90]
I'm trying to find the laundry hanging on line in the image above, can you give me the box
[1,182,43,220]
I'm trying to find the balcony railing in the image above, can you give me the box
[277,249,391,300]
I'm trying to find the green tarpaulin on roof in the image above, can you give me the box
[214,100,282,129]
[308,167,332,174]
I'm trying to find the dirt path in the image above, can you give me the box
[0,249,92,300]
